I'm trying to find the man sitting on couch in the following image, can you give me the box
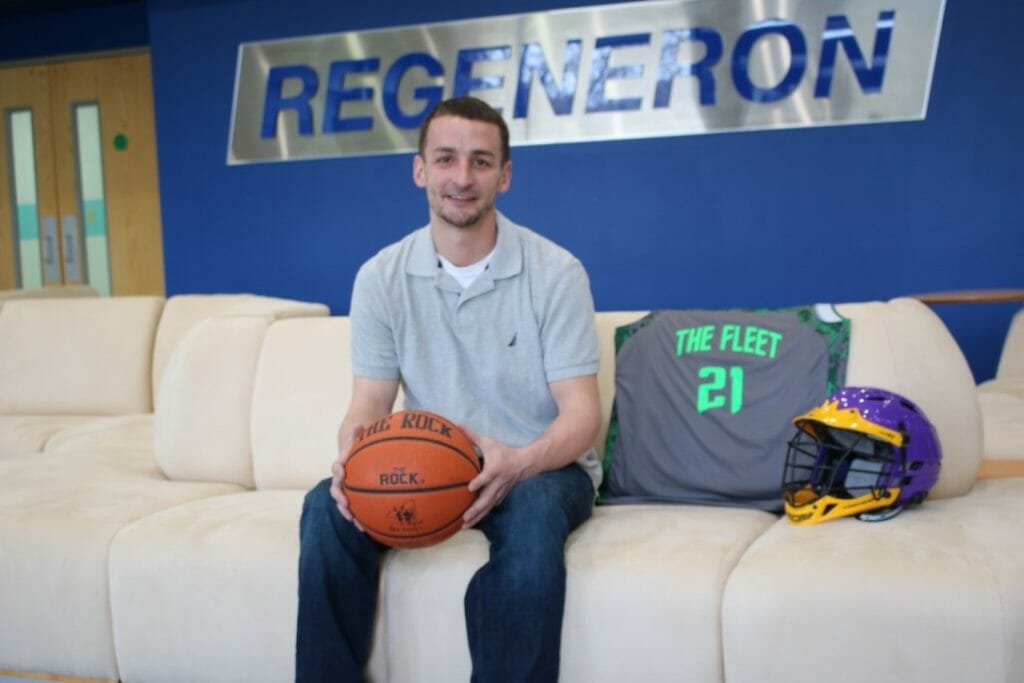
[295,96,603,683]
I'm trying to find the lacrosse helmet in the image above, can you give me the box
[783,387,941,525]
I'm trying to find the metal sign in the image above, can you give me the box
[228,0,945,164]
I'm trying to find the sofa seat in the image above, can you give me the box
[0,415,107,456]
[380,502,777,683]
[0,442,244,679]
[42,415,156,455]
[722,476,1024,683]
[107,491,319,683]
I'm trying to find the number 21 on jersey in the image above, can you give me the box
[696,366,744,414]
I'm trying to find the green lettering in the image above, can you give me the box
[675,328,690,356]
[720,324,740,353]
[765,330,782,358]
[695,325,714,352]
[696,365,745,414]
[676,325,715,355]
[743,325,760,355]
[729,365,744,413]
[696,366,726,413]
[720,323,784,359]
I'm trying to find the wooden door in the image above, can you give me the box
[0,51,165,295]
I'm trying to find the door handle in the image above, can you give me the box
[61,214,83,282]
[41,215,61,283]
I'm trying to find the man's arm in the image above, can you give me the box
[330,375,400,522]
[462,374,600,528]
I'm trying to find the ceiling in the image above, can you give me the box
[0,0,140,18]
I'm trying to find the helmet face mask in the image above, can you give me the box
[782,387,942,525]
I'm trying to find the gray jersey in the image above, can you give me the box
[602,306,849,511]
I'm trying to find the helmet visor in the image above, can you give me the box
[783,424,900,523]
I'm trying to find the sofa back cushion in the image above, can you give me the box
[152,294,329,402]
[250,317,352,490]
[0,284,98,305]
[0,297,164,415]
[837,297,982,499]
[154,315,272,487]
[995,306,1024,379]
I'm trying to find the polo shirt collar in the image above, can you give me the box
[406,211,523,280]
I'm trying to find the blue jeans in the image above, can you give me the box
[295,463,594,683]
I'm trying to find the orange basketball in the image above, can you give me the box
[343,409,481,549]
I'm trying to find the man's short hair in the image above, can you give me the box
[418,96,510,164]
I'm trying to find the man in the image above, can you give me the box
[296,96,603,683]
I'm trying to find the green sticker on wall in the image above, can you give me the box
[113,133,128,150]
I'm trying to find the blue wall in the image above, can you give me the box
[0,2,148,62]
[12,0,1024,381]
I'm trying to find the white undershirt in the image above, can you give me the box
[438,245,497,289]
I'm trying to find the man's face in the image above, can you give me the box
[413,115,511,229]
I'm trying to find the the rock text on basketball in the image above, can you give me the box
[381,467,420,486]
[401,412,453,438]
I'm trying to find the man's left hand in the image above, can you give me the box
[460,427,529,528]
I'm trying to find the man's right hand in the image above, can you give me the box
[330,424,365,530]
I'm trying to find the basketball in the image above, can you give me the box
[343,409,482,548]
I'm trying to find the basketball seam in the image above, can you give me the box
[348,434,480,470]
[343,481,473,495]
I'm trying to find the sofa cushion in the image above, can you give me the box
[108,490,387,683]
[0,415,102,456]
[154,315,272,487]
[250,317,351,490]
[0,297,164,415]
[0,449,241,679]
[977,306,1024,477]
[976,377,1024,477]
[151,294,330,402]
[721,477,1024,683]
[381,504,775,682]
[995,306,1024,378]
[837,298,982,498]
[44,414,155,455]
[0,283,98,304]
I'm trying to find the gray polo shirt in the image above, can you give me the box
[349,212,603,488]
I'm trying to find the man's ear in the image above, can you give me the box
[413,153,426,188]
[499,160,512,193]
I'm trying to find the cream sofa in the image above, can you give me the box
[0,294,327,680]
[1,297,1022,683]
[977,306,1024,479]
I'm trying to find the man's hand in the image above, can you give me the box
[330,376,400,530]
[461,427,530,528]
[330,423,365,530]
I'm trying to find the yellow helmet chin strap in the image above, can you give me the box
[784,486,901,525]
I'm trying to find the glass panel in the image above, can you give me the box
[73,103,111,296]
[7,109,43,289]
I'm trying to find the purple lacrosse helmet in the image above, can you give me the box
[783,386,942,525]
